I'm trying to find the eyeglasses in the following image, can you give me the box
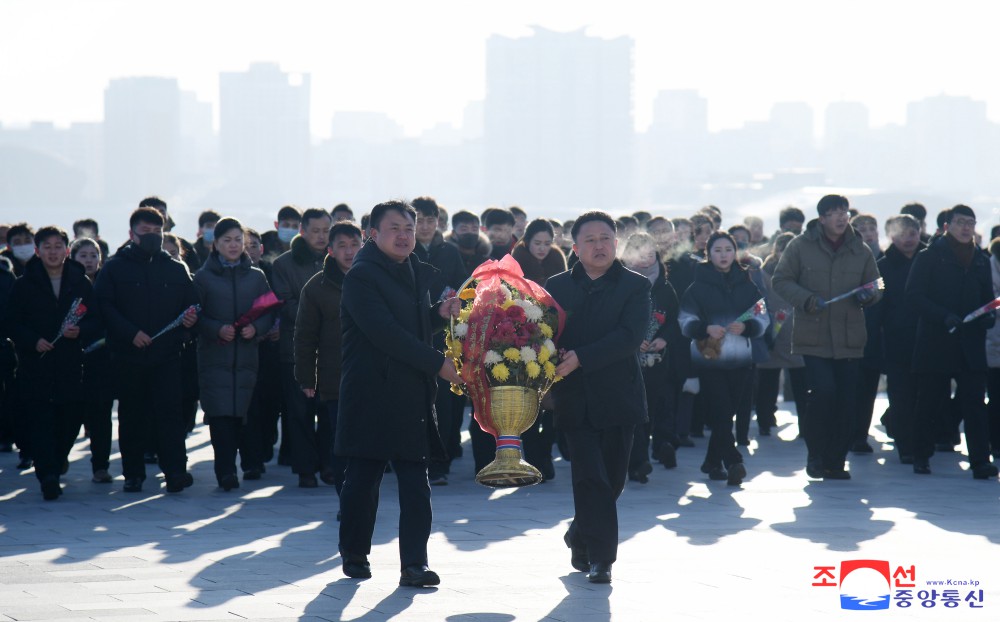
[951,218,977,228]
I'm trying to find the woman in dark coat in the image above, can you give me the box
[679,232,768,486]
[511,218,568,480]
[193,218,274,490]
[621,233,683,481]
[6,227,97,500]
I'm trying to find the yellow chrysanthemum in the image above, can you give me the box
[459,288,477,300]
[503,347,520,362]
[526,361,541,379]
[544,361,556,380]
[537,347,550,363]
[450,339,463,356]
[501,299,516,310]
[539,323,553,338]
[491,363,510,382]
[458,307,472,323]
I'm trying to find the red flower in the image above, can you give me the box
[505,305,527,323]
[653,311,665,325]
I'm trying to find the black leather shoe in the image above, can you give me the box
[123,477,144,493]
[166,472,194,493]
[727,463,747,486]
[628,461,651,484]
[758,427,772,437]
[242,469,262,481]
[654,443,677,469]
[16,456,33,470]
[320,468,338,486]
[972,463,999,480]
[707,467,728,481]
[805,457,823,479]
[41,476,61,501]
[851,440,874,454]
[219,474,239,491]
[399,564,440,587]
[563,531,589,572]
[298,474,318,488]
[822,468,851,480]
[587,562,612,584]
[341,553,371,579]
[913,460,931,475]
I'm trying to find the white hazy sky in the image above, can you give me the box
[3,0,999,137]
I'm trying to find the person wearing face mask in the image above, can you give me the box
[138,196,201,274]
[194,210,222,266]
[94,207,200,493]
[193,218,275,491]
[2,223,36,278]
[261,205,303,261]
[69,238,115,484]
[444,211,491,276]
[6,227,98,500]
[679,232,768,487]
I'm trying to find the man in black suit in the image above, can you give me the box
[336,200,462,587]
[545,211,651,584]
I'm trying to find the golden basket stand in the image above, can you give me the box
[475,385,543,488]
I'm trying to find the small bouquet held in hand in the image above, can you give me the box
[233,291,283,332]
[151,304,201,341]
[640,310,666,368]
[825,278,885,305]
[949,296,1000,333]
[43,298,86,356]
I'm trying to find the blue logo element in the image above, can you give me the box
[840,594,890,610]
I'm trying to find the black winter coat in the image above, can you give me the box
[6,257,97,403]
[271,236,326,363]
[414,230,468,302]
[877,243,924,372]
[646,261,689,382]
[906,235,994,374]
[679,262,768,370]
[194,252,274,420]
[0,259,15,377]
[94,243,199,366]
[546,260,651,431]
[294,255,345,402]
[336,241,447,462]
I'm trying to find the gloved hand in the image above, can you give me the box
[856,288,876,303]
[944,314,962,332]
[682,377,700,395]
[806,296,828,314]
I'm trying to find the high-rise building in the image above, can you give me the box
[219,63,310,206]
[103,77,181,202]
[485,27,633,213]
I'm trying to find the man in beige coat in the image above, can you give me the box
[772,195,882,480]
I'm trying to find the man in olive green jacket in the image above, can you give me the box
[772,195,881,481]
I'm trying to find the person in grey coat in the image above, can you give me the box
[194,218,275,491]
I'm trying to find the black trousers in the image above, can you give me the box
[700,368,750,469]
[429,378,458,478]
[802,356,859,470]
[117,358,188,480]
[914,371,991,466]
[83,399,113,472]
[320,400,347,494]
[886,369,918,458]
[256,340,283,461]
[734,366,756,442]
[523,409,557,472]
[30,401,81,482]
[854,365,882,443]
[207,405,266,481]
[280,362,326,475]
[988,368,1000,457]
[630,365,676,470]
[754,366,809,430]
[339,457,432,568]
[564,422,633,565]
[469,411,496,474]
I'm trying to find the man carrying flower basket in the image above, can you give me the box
[545,211,651,584]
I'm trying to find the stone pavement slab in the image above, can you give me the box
[1,398,999,620]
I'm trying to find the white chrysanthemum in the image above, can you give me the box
[499,285,513,301]
[453,323,468,338]
[544,339,557,355]
[515,299,544,322]
[519,346,537,362]
[484,350,503,366]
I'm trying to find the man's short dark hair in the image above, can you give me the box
[508,206,526,220]
[245,228,262,242]
[198,210,222,228]
[616,215,638,231]
[129,207,164,229]
[360,213,371,231]
[646,216,671,231]
[571,211,617,241]
[370,200,416,230]
[329,221,363,245]
[72,218,99,236]
[138,196,167,212]
[817,195,850,217]
[947,204,976,223]
[6,222,34,245]
[484,208,515,229]
[779,206,806,226]
[700,205,722,226]
[727,224,750,238]
[301,208,332,229]
[34,226,69,248]
[936,208,951,229]
[885,214,920,235]
[412,196,440,218]
[331,203,353,218]
[277,205,302,222]
[452,210,480,229]
[632,210,652,225]
[900,202,927,223]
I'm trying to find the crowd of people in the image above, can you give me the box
[2,193,1000,584]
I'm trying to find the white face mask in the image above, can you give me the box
[11,244,35,262]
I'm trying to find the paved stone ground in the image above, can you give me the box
[1,396,999,621]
